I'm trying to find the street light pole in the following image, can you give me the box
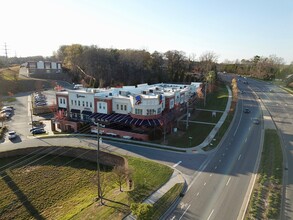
[92,119,102,204]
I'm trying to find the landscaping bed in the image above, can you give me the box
[245,129,283,219]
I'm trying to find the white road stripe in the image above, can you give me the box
[214,166,217,169]
[179,204,191,220]
[226,177,231,186]
[196,192,200,196]
[238,154,242,160]
[245,138,247,143]
[173,161,182,168]
[207,209,214,220]
[210,173,212,177]
[204,182,206,186]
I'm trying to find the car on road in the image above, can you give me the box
[8,131,17,140]
[243,108,250,113]
[31,128,46,135]
[253,118,260,125]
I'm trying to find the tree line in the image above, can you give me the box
[53,44,219,87]
[219,55,293,82]
[1,44,292,87]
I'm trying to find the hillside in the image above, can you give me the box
[0,66,55,96]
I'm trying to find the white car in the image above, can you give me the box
[8,131,17,140]
[252,118,260,125]
[2,106,14,110]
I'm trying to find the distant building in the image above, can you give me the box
[53,82,201,140]
[20,61,62,77]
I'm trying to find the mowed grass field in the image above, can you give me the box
[0,154,172,220]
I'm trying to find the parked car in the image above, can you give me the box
[30,127,41,132]
[31,128,46,134]
[2,106,14,110]
[8,131,17,140]
[0,109,12,113]
[243,108,250,113]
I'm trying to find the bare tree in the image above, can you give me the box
[113,165,132,192]
[199,51,219,74]
[231,77,238,101]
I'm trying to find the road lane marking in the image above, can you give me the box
[204,182,206,186]
[210,173,212,177]
[238,154,241,160]
[179,204,191,220]
[173,161,182,168]
[170,216,176,220]
[245,138,247,143]
[214,166,217,169]
[207,209,214,220]
[226,177,231,186]
[234,102,243,136]
[196,192,199,196]
[249,126,251,131]
[222,153,225,156]
[219,159,221,163]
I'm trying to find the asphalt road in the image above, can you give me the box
[247,79,293,220]
[168,76,263,220]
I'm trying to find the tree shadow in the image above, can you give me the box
[0,171,44,219]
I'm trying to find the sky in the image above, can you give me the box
[0,0,292,63]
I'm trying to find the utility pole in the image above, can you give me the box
[1,43,10,67]
[4,43,8,60]
[92,119,102,205]
[186,98,189,130]
[204,82,207,107]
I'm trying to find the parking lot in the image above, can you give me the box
[1,90,56,143]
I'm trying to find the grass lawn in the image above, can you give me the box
[245,129,283,220]
[156,82,228,148]
[189,110,223,123]
[197,83,229,111]
[0,153,173,220]
[149,183,184,219]
[165,122,214,148]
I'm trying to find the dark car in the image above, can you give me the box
[243,108,250,113]
[31,128,46,134]
[30,127,41,132]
